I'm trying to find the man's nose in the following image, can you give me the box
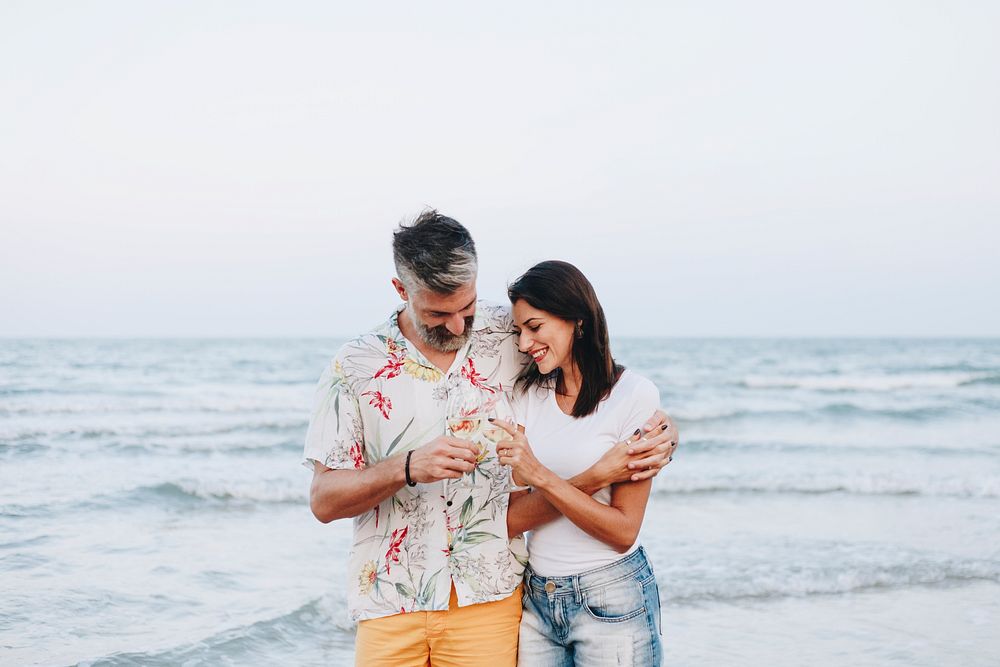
[446,314,466,337]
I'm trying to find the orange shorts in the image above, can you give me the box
[354,584,522,667]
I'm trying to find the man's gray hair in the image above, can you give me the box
[392,209,478,294]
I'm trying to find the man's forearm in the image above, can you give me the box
[310,453,407,522]
[506,467,602,536]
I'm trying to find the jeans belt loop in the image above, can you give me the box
[573,576,582,604]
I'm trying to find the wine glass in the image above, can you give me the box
[481,420,531,493]
[445,382,490,505]
[446,383,529,500]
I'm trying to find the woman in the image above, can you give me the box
[493,260,663,666]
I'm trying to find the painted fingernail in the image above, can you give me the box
[668,456,673,462]
[661,424,669,430]
[633,429,641,436]
[488,417,495,422]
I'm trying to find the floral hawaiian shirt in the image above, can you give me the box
[303,301,529,622]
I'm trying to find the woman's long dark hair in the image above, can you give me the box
[508,260,623,418]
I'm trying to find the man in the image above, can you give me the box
[304,210,677,667]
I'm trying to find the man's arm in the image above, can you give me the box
[310,436,480,523]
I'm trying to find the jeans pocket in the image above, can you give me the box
[642,577,662,636]
[582,577,646,623]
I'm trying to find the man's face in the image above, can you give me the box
[404,281,478,352]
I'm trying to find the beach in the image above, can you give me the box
[2,337,998,665]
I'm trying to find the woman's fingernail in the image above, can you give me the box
[488,417,495,422]
[661,424,669,430]
[633,429,641,436]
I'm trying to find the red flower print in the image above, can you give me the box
[460,358,496,393]
[385,526,408,575]
[362,390,393,419]
[348,441,365,470]
[374,353,405,380]
[373,338,406,380]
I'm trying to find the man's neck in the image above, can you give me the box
[397,308,459,373]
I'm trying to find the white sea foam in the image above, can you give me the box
[742,372,989,392]
[655,472,1000,498]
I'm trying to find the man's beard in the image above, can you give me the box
[411,307,475,352]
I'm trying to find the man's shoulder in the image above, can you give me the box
[474,300,513,334]
[329,315,398,367]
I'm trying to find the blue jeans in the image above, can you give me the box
[518,547,662,667]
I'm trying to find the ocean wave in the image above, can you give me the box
[741,372,992,392]
[0,441,49,456]
[107,438,303,456]
[677,438,1000,458]
[960,374,1000,387]
[653,474,1000,498]
[2,480,307,518]
[0,420,307,444]
[124,480,307,506]
[677,403,955,424]
[666,557,1000,605]
[86,596,352,666]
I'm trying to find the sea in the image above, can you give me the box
[1,338,999,666]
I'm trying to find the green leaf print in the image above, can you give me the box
[384,417,415,456]
[419,570,441,605]
[395,582,416,600]
[459,496,475,528]
[451,530,499,554]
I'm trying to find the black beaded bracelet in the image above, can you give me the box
[405,450,417,487]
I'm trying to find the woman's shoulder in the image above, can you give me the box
[613,369,660,404]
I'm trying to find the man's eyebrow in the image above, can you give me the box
[430,298,477,317]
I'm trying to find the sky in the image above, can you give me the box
[1,0,998,337]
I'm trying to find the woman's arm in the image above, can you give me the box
[494,419,652,551]
[534,474,651,553]
[506,469,603,537]
[504,411,675,537]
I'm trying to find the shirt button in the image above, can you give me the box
[544,581,556,593]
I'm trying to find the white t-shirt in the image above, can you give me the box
[512,369,660,576]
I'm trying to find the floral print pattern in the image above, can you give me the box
[303,302,529,622]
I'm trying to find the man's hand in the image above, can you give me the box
[407,436,481,483]
[625,409,678,480]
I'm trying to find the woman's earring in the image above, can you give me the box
[575,322,584,339]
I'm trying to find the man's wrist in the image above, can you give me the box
[378,451,408,487]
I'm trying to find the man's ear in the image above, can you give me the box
[391,278,408,302]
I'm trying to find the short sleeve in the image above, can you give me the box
[302,358,366,471]
[616,375,661,443]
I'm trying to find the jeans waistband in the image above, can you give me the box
[524,547,653,599]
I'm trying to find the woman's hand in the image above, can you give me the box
[592,410,679,485]
[489,418,550,488]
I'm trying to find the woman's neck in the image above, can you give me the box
[557,362,583,397]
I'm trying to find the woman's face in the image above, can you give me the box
[511,299,577,376]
